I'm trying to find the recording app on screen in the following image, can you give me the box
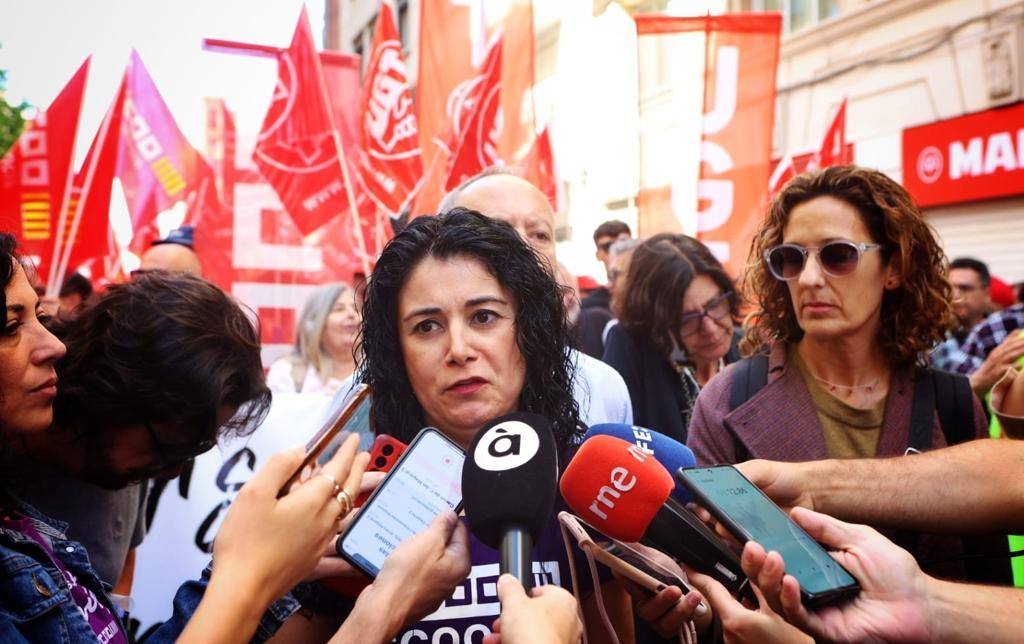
[342,430,464,576]
[682,467,856,595]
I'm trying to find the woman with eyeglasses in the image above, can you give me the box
[602,233,741,443]
[687,165,994,585]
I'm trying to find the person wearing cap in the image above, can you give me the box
[138,226,203,277]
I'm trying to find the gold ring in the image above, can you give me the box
[335,489,354,516]
[318,473,341,496]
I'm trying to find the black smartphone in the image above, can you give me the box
[279,384,374,495]
[677,465,860,607]
[338,427,465,578]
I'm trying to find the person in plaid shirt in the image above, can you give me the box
[949,303,1024,396]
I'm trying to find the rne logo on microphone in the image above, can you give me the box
[473,421,540,472]
[589,444,648,520]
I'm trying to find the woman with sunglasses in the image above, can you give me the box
[687,165,989,581]
[603,233,741,443]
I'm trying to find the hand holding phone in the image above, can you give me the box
[338,427,465,577]
[677,466,859,607]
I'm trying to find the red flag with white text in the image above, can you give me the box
[118,50,216,253]
[636,14,781,278]
[0,59,89,286]
[357,0,422,220]
[444,35,503,191]
[253,7,357,237]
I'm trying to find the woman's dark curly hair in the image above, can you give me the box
[619,233,738,360]
[742,165,955,366]
[357,208,582,448]
[0,233,17,319]
[51,272,271,444]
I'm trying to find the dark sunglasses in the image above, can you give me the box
[764,241,882,281]
[679,291,733,337]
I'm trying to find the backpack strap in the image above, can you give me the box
[728,355,770,463]
[908,368,937,452]
[729,354,770,412]
[932,369,976,447]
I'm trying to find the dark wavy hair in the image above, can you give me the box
[51,272,271,444]
[357,208,582,448]
[742,165,955,366]
[0,233,17,317]
[619,233,737,360]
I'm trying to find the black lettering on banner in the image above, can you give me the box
[486,429,520,458]
[216,447,256,492]
[445,576,474,608]
[474,573,500,607]
[195,500,232,553]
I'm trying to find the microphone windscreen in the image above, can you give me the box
[585,424,697,503]
[559,435,673,542]
[462,413,558,549]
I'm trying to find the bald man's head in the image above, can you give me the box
[139,243,203,277]
[445,173,557,271]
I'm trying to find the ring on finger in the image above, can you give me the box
[335,489,354,516]
[318,473,342,496]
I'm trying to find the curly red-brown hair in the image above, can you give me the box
[741,165,955,367]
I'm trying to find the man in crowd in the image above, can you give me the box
[5,272,269,592]
[948,299,1024,397]
[930,258,991,371]
[137,225,203,276]
[439,168,633,427]
[582,219,632,311]
[57,272,93,318]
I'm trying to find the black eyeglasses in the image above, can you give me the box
[764,241,882,281]
[679,291,733,337]
[144,420,217,473]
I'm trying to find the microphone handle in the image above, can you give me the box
[644,497,755,603]
[500,525,534,592]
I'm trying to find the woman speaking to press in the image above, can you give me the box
[357,208,709,641]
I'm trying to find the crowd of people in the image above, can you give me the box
[1,163,1023,643]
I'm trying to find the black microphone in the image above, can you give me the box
[462,413,558,591]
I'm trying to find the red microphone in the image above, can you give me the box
[560,435,753,601]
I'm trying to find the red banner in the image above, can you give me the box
[902,101,1024,208]
[636,14,781,278]
[253,7,360,241]
[444,35,503,191]
[0,59,89,288]
[118,50,216,253]
[357,0,422,219]
[523,126,556,208]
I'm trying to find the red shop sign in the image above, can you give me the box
[902,101,1024,208]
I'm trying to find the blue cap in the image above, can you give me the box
[584,423,697,503]
[151,225,195,249]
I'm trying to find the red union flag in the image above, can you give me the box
[254,7,356,236]
[444,35,503,191]
[523,126,556,207]
[0,59,89,285]
[358,0,422,218]
[53,74,127,290]
[636,14,781,278]
[808,98,848,170]
[118,50,216,253]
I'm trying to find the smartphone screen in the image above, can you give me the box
[679,466,858,599]
[340,428,464,577]
[311,384,375,459]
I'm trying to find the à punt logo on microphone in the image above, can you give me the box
[474,421,540,471]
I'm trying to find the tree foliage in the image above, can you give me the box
[0,45,30,158]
